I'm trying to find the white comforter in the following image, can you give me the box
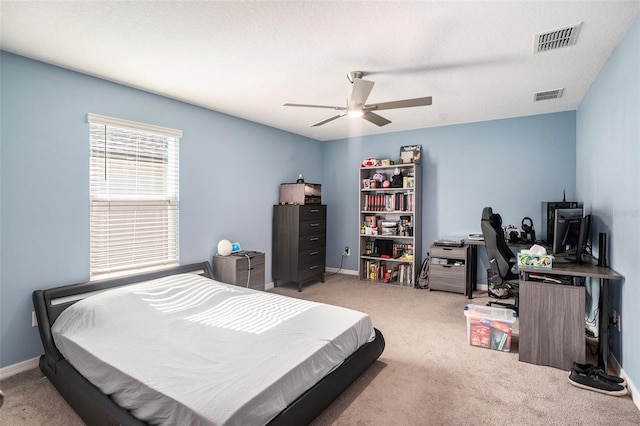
[52,273,375,425]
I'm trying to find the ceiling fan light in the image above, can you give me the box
[348,109,364,118]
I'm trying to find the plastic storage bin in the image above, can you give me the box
[464,304,517,352]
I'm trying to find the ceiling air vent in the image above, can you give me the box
[535,23,582,53]
[534,88,564,102]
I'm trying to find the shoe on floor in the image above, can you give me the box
[572,362,627,387]
[488,285,510,299]
[568,369,627,396]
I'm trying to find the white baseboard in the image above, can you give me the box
[610,355,639,411]
[626,370,639,411]
[325,268,358,276]
[0,356,39,380]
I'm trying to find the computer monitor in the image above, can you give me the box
[572,214,591,264]
[552,208,583,255]
[541,201,581,244]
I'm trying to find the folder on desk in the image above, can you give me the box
[468,232,484,241]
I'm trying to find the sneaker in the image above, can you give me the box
[488,285,510,299]
[568,369,627,396]
[572,362,627,387]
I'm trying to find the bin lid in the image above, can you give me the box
[464,304,517,324]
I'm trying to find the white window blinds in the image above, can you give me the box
[88,113,181,278]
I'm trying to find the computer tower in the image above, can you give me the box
[541,201,581,244]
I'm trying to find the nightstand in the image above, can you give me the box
[212,251,265,291]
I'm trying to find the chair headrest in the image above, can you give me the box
[481,207,493,221]
[489,213,503,230]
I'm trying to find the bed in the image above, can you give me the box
[32,262,385,425]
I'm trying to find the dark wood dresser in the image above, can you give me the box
[272,204,326,291]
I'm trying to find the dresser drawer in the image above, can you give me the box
[233,252,265,270]
[299,219,326,236]
[299,205,326,220]
[298,261,325,282]
[235,255,265,291]
[235,269,265,291]
[299,248,325,267]
[298,234,326,251]
[429,263,466,294]
[430,245,467,260]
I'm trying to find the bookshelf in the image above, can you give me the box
[358,163,422,286]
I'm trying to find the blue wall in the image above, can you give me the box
[322,113,577,276]
[577,16,639,389]
[0,52,322,367]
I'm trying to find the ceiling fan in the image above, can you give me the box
[283,71,432,127]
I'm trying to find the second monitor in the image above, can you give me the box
[552,208,591,264]
[552,208,583,255]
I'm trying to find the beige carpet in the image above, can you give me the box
[1,273,639,425]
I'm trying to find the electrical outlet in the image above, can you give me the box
[612,310,621,332]
[32,311,38,327]
[616,312,621,332]
[343,246,350,256]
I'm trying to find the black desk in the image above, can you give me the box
[518,261,622,371]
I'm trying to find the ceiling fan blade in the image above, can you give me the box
[362,112,391,127]
[284,103,346,110]
[368,96,432,111]
[311,113,347,127]
[349,79,375,108]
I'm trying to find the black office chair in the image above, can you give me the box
[481,207,519,313]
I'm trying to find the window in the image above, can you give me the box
[88,113,181,278]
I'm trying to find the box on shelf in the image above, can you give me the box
[463,304,517,352]
[517,252,552,269]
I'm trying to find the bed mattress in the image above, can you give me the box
[51,273,375,425]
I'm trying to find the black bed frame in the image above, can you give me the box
[33,262,385,426]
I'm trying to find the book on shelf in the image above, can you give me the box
[363,193,415,212]
[362,259,414,286]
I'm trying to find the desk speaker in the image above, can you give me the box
[597,233,607,267]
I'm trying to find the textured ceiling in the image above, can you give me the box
[2,1,639,141]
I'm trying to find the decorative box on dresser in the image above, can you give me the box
[272,204,326,291]
[212,252,265,291]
